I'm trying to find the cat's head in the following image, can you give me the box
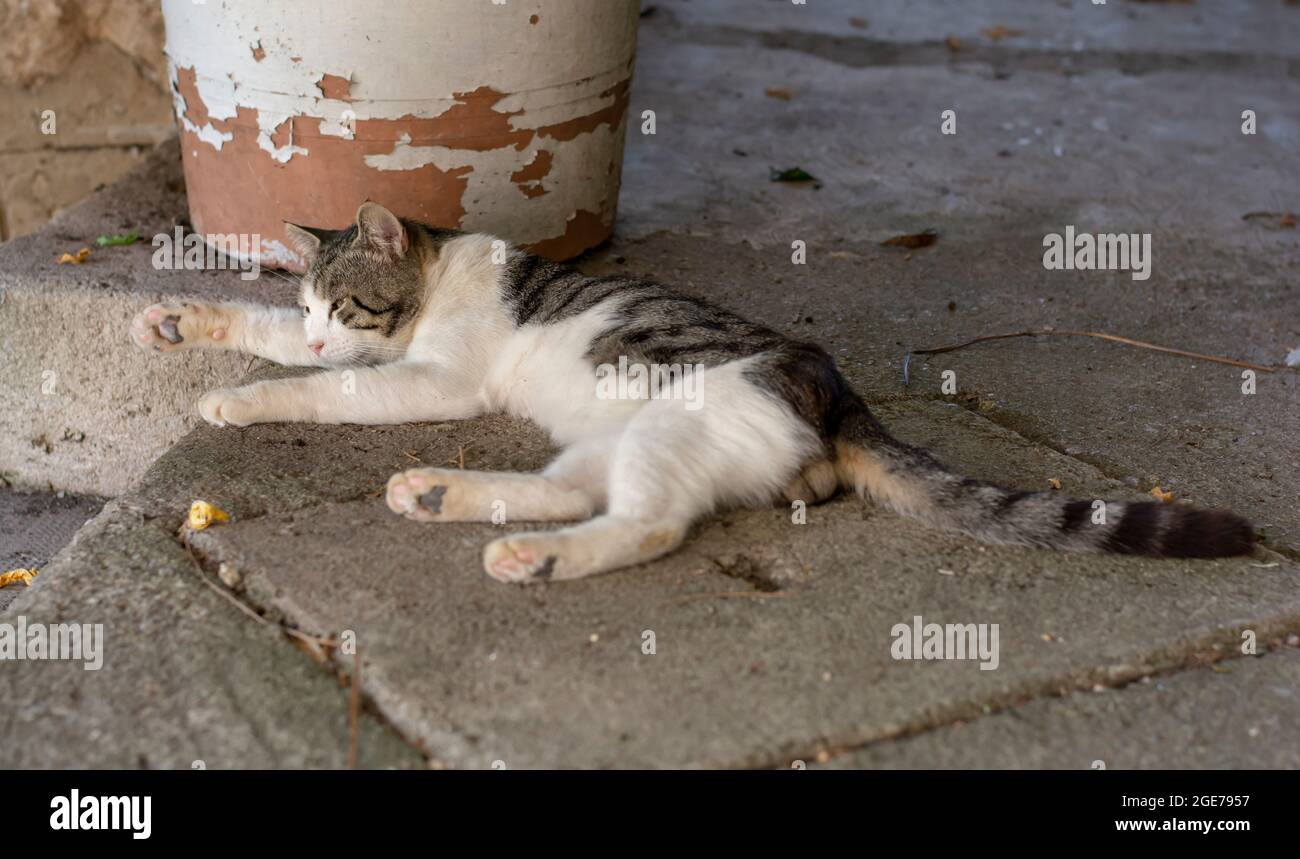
[284,202,428,365]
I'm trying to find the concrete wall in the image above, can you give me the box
[0,0,172,241]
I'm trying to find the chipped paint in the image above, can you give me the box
[511,150,554,199]
[171,66,233,151]
[254,114,308,163]
[316,73,354,102]
[161,0,640,267]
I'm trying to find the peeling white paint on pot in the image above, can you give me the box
[161,0,640,269]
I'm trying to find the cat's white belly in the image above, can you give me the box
[479,305,643,445]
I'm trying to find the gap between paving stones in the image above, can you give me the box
[655,8,1299,80]
[173,527,437,765]
[765,636,1300,770]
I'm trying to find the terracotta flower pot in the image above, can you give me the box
[161,0,640,271]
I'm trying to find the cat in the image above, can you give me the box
[130,202,1255,583]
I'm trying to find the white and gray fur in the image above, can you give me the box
[130,203,1255,583]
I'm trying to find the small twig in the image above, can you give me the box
[669,590,795,605]
[903,328,1275,386]
[181,540,357,766]
[180,543,338,649]
[180,544,273,627]
[456,445,466,469]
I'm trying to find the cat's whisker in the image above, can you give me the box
[260,269,303,289]
[354,341,412,354]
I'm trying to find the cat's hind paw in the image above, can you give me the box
[130,302,225,353]
[483,533,565,584]
[386,467,470,522]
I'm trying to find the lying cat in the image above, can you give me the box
[130,202,1254,582]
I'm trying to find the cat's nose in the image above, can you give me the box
[308,342,324,355]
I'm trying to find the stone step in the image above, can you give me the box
[0,500,421,769]
[0,138,295,497]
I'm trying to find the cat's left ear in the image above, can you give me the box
[355,201,408,259]
[283,223,339,262]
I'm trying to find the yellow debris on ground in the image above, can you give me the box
[0,568,39,588]
[187,500,231,530]
[1150,486,1175,504]
[57,248,91,265]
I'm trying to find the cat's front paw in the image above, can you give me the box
[130,302,226,353]
[198,387,262,427]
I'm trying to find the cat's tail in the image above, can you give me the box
[831,397,1255,558]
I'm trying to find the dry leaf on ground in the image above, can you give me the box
[1150,486,1175,504]
[881,229,939,249]
[982,25,1024,41]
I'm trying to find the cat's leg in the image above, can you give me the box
[483,515,691,584]
[782,459,840,505]
[482,367,820,583]
[199,362,482,427]
[131,301,326,367]
[386,434,614,523]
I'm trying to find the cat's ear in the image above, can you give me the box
[283,223,338,262]
[355,201,408,259]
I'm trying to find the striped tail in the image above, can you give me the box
[831,399,1254,559]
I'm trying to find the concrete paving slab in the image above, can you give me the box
[624,1,1300,250]
[178,400,1299,768]
[820,648,1300,769]
[0,502,422,769]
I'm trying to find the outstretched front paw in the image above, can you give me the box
[130,302,226,353]
[198,387,261,427]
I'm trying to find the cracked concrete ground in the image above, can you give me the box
[1,0,1297,768]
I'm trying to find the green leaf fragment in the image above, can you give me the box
[769,167,819,183]
[95,232,141,247]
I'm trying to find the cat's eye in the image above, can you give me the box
[300,305,310,316]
